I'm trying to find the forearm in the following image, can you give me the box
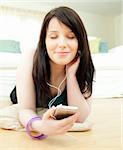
[67,75,90,122]
[19,109,43,133]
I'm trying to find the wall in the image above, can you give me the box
[121,13,123,45]
[114,14,122,46]
[77,10,116,48]
[0,6,45,51]
[0,6,121,51]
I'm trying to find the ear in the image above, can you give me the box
[75,50,81,59]
[77,50,81,57]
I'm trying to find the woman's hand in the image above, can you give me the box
[66,57,80,77]
[40,107,79,136]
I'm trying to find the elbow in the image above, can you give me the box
[77,109,91,123]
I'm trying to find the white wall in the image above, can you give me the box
[77,10,116,48]
[121,14,123,45]
[114,14,122,46]
[0,6,44,52]
[0,6,121,51]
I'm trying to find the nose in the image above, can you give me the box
[59,36,67,49]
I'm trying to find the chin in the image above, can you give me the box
[55,59,73,65]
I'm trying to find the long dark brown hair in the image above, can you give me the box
[32,6,95,107]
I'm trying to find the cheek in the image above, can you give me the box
[46,39,58,51]
[74,40,78,50]
[69,38,78,49]
[69,40,78,56]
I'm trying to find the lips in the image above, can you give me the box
[55,51,70,56]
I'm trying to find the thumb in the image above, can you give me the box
[43,106,56,120]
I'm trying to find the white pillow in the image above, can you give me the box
[109,45,123,54]
[0,100,93,132]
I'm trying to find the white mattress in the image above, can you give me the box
[93,70,123,98]
[0,52,21,100]
[92,48,123,98]
[0,52,21,69]
[92,53,123,70]
[0,69,16,100]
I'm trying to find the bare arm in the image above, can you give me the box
[17,50,79,136]
[66,58,92,123]
[16,49,38,126]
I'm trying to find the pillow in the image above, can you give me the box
[109,45,123,54]
[0,104,23,130]
[89,38,101,53]
[99,41,108,53]
[0,98,12,108]
[0,40,21,53]
[0,100,93,132]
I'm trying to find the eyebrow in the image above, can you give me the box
[48,30,73,33]
[48,31,58,33]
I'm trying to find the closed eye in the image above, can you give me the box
[68,36,75,39]
[50,35,58,39]
[67,32,76,39]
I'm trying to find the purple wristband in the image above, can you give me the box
[26,116,47,140]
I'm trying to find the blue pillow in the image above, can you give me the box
[0,40,21,53]
[99,41,108,53]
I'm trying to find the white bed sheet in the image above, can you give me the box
[92,53,123,70]
[93,70,123,98]
[0,52,21,69]
[0,52,21,100]
[92,47,123,98]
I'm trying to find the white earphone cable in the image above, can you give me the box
[47,75,66,108]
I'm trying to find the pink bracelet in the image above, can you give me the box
[26,116,47,140]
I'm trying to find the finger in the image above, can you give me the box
[74,57,80,65]
[43,107,56,120]
[61,121,74,132]
[57,112,78,127]
[57,122,74,135]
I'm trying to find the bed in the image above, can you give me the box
[0,45,123,101]
[0,52,21,101]
[92,46,123,98]
[0,42,122,149]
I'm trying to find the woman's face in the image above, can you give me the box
[45,17,78,65]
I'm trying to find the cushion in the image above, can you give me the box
[0,99,93,132]
[0,40,21,53]
[109,45,123,54]
[99,41,108,53]
[0,98,12,108]
[89,38,101,53]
